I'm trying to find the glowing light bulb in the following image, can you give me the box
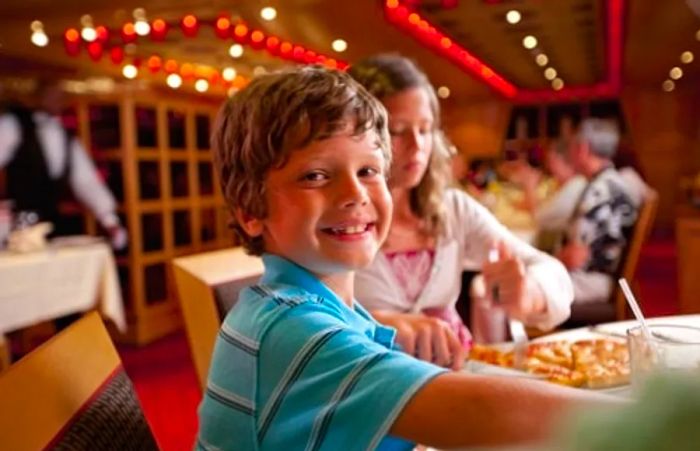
[506,10,521,24]
[194,79,209,92]
[229,44,244,58]
[260,7,277,21]
[522,35,537,49]
[437,86,450,99]
[222,67,237,81]
[332,39,347,53]
[122,64,138,79]
[166,73,182,89]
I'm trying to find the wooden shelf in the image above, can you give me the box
[68,93,232,345]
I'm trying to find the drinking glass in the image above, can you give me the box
[627,324,700,390]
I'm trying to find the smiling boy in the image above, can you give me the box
[198,67,613,451]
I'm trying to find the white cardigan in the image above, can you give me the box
[355,189,573,331]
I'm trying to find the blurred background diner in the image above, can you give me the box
[1,1,700,449]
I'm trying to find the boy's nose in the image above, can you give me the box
[337,176,369,208]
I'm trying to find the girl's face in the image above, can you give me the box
[382,87,434,190]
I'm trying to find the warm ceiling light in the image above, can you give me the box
[194,79,209,92]
[31,31,48,47]
[551,78,564,91]
[253,66,267,77]
[535,53,548,66]
[662,79,675,92]
[80,14,93,27]
[696,29,700,41]
[522,35,537,49]
[505,10,521,24]
[133,8,146,19]
[30,20,44,32]
[681,51,694,64]
[544,67,557,80]
[81,27,97,42]
[222,67,237,81]
[134,20,150,36]
[260,7,277,21]
[437,86,450,99]
[670,66,683,80]
[122,64,138,79]
[332,39,347,53]
[227,87,238,97]
[229,44,244,58]
[166,73,182,89]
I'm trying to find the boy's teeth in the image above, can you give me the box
[332,224,367,234]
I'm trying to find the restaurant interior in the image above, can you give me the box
[1,0,700,450]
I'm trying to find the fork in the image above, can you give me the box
[488,248,528,369]
[509,319,528,369]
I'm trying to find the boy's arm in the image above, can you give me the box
[391,372,618,448]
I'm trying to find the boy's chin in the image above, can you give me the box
[311,252,376,274]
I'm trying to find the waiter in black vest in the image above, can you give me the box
[0,81,126,248]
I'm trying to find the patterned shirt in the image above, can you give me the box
[569,167,638,275]
[197,254,445,451]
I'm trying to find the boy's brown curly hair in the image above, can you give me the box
[212,66,391,255]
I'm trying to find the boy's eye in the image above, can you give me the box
[300,171,327,183]
[358,166,380,178]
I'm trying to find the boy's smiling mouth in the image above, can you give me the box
[321,223,375,237]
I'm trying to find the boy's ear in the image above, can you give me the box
[234,208,264,237]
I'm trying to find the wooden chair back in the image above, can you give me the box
[0,313,157,451]
[614,188,659,319]
[173,248,263,390]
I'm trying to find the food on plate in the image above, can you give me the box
[469,339,630,388]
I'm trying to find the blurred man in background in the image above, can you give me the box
[0,81,126,249]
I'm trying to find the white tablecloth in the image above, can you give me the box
[0,240,125,334]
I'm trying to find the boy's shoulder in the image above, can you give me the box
[224,282,346,342]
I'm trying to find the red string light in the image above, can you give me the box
[59,12,345,93]
[87,41,103,61]
[215,16,231,39]
[233,23,249,42]
[164,59,178,74]
[151,19,168,41]
[384,0,624,101]
[181,15,198,37]
[96,25,109,43]
[122,22,137,43]
[64,28,80,43]
[147,55,162,73]
[110,47,124,64]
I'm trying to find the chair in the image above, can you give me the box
[0,312,158,451]
[173,247,264,390]
[567,188,659,326]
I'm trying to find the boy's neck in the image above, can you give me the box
[315,271,356,307]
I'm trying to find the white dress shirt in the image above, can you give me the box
[0,111,119,229]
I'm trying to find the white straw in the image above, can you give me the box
[618,278,654,343]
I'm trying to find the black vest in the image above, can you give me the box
[4,106,72,232]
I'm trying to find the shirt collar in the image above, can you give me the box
[260,253,397,348]
[260,254,345,306]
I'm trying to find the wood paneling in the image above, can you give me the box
[621,85,700,230]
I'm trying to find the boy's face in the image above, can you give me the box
[240,129,392,276]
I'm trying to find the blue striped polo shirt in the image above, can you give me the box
[197,254,446,451]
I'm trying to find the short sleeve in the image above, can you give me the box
[257,304,445,451]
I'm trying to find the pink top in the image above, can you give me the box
[385,249,472,348]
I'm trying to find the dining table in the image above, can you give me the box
[0,237,126,336]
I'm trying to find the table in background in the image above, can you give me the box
[0,239,125,335]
